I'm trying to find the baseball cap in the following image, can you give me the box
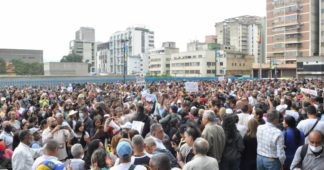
[225,108,233,114]
[68,110,78,116]
[29,127,40,135]
[36,160,65,170]
[170,105,178,113]
[116,141,132,158]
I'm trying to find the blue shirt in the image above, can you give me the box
[283,127,305,162]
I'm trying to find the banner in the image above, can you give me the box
[185,82,198,92]
[300,88,317,96]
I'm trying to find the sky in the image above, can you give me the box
[0,0,266,62]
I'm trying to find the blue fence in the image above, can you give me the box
[0,76,256,88]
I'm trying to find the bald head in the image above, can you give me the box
[309,130,323,147]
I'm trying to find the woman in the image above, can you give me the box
[283,115,304,170]
[220,114,245,170]
[91,115,107,143]
[241,118,258,170]
[70,121,90,149]
[90,149,109,170]
[84,139,104,170]
[8,111,20,132]
[177,125,201,168]
[133,102,151,137]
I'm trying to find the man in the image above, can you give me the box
[149,153,171,170]
[290,130,324,170]
[0,121,14,149]
[80,106,93,135]
[150,123,166,150]
[70,143,85,170]
[256,110,285,169]
[32,139,65,170]
[29,127,42,148]
[12,130,42,170]
[132,135,150,167]
[183,138,219,170]
[144,137,178,168]
[201,110,225,163]
[42,113,73,161]
[297,105,324,143]
[237,104,252,127]
[111,141,146,170]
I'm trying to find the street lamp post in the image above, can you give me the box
[121,39,128,84]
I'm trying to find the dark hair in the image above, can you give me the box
[284,115,301,144]
[84,139,101,168]
[242,104,249,113]
[222,114,238,141]
[307,105,316,115]
[18,130,30,141]
[74,121,84,133]
[91,149,107,168]
[185,125,201,141]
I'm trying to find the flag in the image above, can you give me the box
[258,29,262,44]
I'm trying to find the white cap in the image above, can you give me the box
[121,122,132,129]
[104,114,110,118]
[68,110,78,116]
[1,97,6,101]
[276,104,287,113]
[225,108,233,114]
[29,127,40,134]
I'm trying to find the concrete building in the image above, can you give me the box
[106,26,154,76]
[215,16,266,64]
[266,0,320,64]
[44,62,88,76]
[0,48,43,63]
[70,27,96,73]
[215,49,254,76]
[296,56,324,79]
[97,42,110,74]
[170,41,216,77]
[321,0,324,55]
[148,42,179,76]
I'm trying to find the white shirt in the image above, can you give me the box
[110,162,146,170]
[152,136,166,150]
[12,142,42,170]
[32,155,63,170]
[0,131,13,149]
[297,118,324,144]
[237,113,253,127]
[236,123,247,138]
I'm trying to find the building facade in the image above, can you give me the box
[0,48,43,63]
[215,16,266,64]
[70,27,96,73]
[148,42,179,76]
[96,42,110,74]
[266,0,320,64]
[297,56,324,79]
[105,26,154,76]
[215,50,254,76]
[44,62,88,76]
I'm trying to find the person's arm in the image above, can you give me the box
[290,146,302,170]
[276,133,286,166]
[159,114,170,124]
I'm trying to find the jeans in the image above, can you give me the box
[257,155,281,170]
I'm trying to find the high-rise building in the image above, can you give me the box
[106,26,154,76]
[148,42,179,76]
[96,42,110,74]
[320,0,324,55]
[215,16,266,64]
[70,27,96,73]
[266,0,320,63]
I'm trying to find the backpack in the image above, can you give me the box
[294,144,308,169]
[128,164,136,170]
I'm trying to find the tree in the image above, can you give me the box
[11,59,44,75]
[60,54,83,62]
[0,58,6,74]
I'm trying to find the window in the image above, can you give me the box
[220,62,223,66]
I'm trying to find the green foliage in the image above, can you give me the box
[60,54,83,62]
[0,58,6,74]
[11,59,44,75]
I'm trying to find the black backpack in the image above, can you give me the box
[294,144,308,169]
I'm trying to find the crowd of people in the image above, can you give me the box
[0,79,323,170]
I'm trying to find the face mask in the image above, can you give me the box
[309,145,323,153]
[4,125,12,133]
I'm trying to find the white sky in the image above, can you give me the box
[0,0,265,62]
